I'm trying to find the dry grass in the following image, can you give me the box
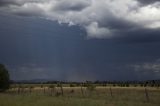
[1,86,160,106]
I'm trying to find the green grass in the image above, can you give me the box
[0,87,160,106]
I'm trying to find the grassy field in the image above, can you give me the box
[0,87,160,106]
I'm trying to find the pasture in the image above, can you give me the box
[0,86,160,106]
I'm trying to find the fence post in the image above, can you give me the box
[81,83,84,97]
[18,87,20,94]
[110,87,113,98]
[145,88,149,102]
[60,83,63,96]
[44,87,45,94]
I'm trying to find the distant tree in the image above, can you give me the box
[70,84,75,87]
[0,64,10,92]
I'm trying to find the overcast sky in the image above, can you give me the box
[0,0,160,81]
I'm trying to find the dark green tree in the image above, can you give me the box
[0,64,10,92]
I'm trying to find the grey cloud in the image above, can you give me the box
[130,59,160,78]
[0,0,49,6]
[137,0,160,5]
[0,0,160,39]
[53,0,91,12]
[98,15,139,31]
[12,5,45,17]
[114,27,160,43]
[0,0,20,6]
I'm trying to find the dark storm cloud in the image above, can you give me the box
[0,1,160,81]
[1,15,160,81]
[113,28,160,43]
[97,13,139,33]
[0,0,19,6]
[137,0,160,5]
[0,0,49,7]
[0,0,160,39]
[0,0,33,6]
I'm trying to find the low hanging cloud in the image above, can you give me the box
[0,0,160,39]
[131,63,160,73]
[129,59,160,79]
